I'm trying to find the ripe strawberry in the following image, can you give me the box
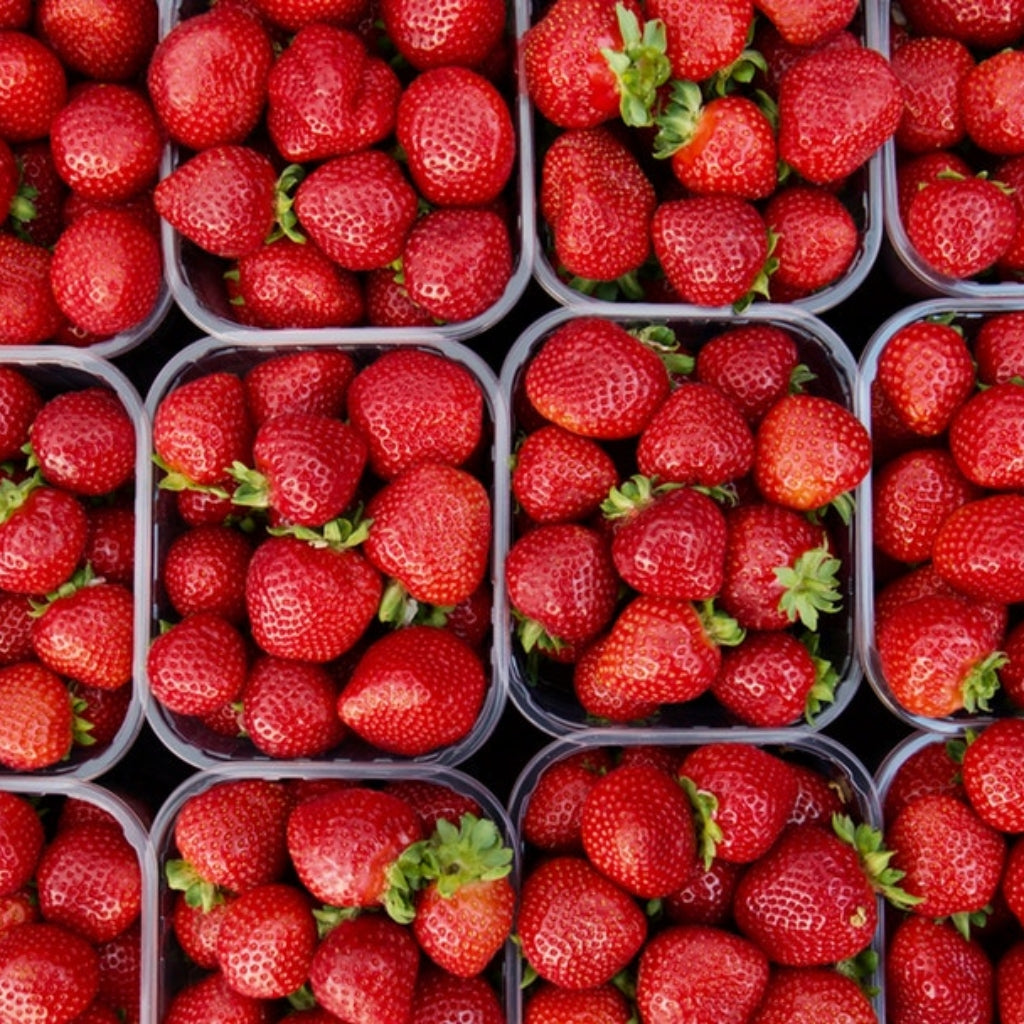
[382,779,483,836]
[961,718,1024,833]
[516,855,648,989]
[49,207,162,337]
[146,3,274,150]
[962,48,1024,156]
[293,149,419,271]
[999,619,1024,709]
[0,233,65,344]
[777,42,902,184]
[574,632,661,722]
[754,393,871,518]
[521,747,612,853]
[524,981,633,1024]
[651,194,771,307]
[163,970,273,1024]
[882,735,964,821]
[635,924,770,1024]
[380,0,505,70]
[749,966,878,1024]
[154,145,280,261]
[412,967,506,1024]
[0,661,76,770]
[523,317,671,439]
[162,524,251,623]
[49,83,162,203]
[286,785,422,907]
[244,536,382,663]
[28,387,135,497]
[400,205,513,324]
[973,310,1024,385]
[875,594,1004,718]
[364,267,436,327]
[0,790,43,894]
[243,349,356,426]
[932,493,1024,603]
[397,65,515,207]
[0,590,32,666]
[35,0,157,80]
[895,148,973,220]
[346,347,484,480]
[580,760,698,898]
[0,367,41,460]
[898,0,1024,48]
[0,889,37,938]
[338,625,486,756]
[171,890,232,969]
[0,31,67,141]
[756,0,857,45]
[364,460,491,609]
[522,0,670,128]
[949,380,1024,489]
[646,0,752,81]
[539,125,657,285]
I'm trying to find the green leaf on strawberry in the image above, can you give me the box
[774,544,842,631]
[600,3,671,127]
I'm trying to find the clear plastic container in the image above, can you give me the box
[856,297,1019,733]
[0,348,149,779]
[156,0,535,344]
[498,304,864,737]
[141,334,509,769]
[519,0,887,315]
[0,774,158,1024]
[506,727,885,1021]
[148,760,519,1023]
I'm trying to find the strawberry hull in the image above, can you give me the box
[0,350,149,780]
[499,304,864,736]
[142,334,509,768]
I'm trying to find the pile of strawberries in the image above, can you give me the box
[0,361,138,772]
[504,313,870,730]
[525,0,902,307]
[156,770,515,1022]
[0,786,146,1023]
[147,343,498,762]
[867,305,1024,723]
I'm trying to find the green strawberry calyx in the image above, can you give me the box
[383,813,514,925]
[226,460,271,511]
[268,163,306,245]
[961,651,1007,715]
[601,4,672,128]
[513,609,570,658]
[29,564,99,619]
[696,599,745,649]
[377,577,455,629]
[629,324,696,378]
[652,79,705,159]
[680,775,724,870]
[800,630,839,724]
[267,508,372,549]
[831,813,922,912]
[601,473,682,520]
[775,544,842,632]
[0,472,43,525]
[151,453,231,498]
[165,858,227,913]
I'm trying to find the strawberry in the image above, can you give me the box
[243,349,356,426]
[949,380,1024,489]
[522,317,671,439]
[664,856,742,926]
[932,493,1024,603]
[511,424,619,524]
[521,748,612,853]
[895,148,973,221]
[412,968,506,1024]
[35,821,142,943]
[249,0,367,30]
[882,735,964,821]
[345,347,484,480]
[171,890,232,969]
[0,790,43,894]
[754,393,871,518]
[0,922,100,1023]
[0,368,40,461]
[603,477,728,600]
[522,0,670,129]
[215,882,317,1000]
[48,83,162,203]
[962,48,1024,156]
[0,31,67,141]
[635,924,770,1024]
[309,914,420,1024]
[524,981,633,1024]
[338,625,487,756]
[579,760,698,898]
[286,785,423,907]
[365,268,436,327]
[35,0,157,81]
[574,632,661,722]
[539,124,657,286]
[515,855,648,989]
[49,207,162,337]
[0,661,75,769]
[241,655,345,759]
[961,718,1024,833]
[400,205,513,323]
[396,65,515,207]
[646,0,752,81]
[749,966,878,1024]
[0,590,32,665]
[162,524,251,623]
[28,387,136,497]
[756,0,857,45]
[244,536,382,663]
[12,140,66,246]
[776,42,902,184]
[380,0,506,70]
[0,889,37,937]
[875,594,1004,718]
[146,611,248,717]
[637,381,755,487]
[651,194,771,308]
[0,233,65,344]
[163,970,273,1024]
[974,310,1024,384]
[999,619,1024,709]
[898,0,1024,48]
[293,149,419,271]
[154,145,280,261]
[146,3,274,150]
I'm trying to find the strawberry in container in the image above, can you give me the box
[143,336,507,768]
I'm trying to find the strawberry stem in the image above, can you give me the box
[601,3,672,127]
[774,545,842,631]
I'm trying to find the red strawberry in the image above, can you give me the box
[961,718,1024,833]
[293,149,419,271]
[974,310,1024,384]
[380,0,505,70]
[635,924,770,1024]
[338,625,486,756]
[146,3,274,150]
[365,267,436,327]
[243,349,356,426]
[0,233,65,345]
[0,661,76,770]
[0,790,43,894]
[163,970,274,1024]
[0,591,32,666]
[646,0,752,81]
[0,31,67,141]
[412,967,506,1024]
[346,348,484,480]
[523,0,670,128]
[516,855,648,989]
[521,747,612,853]
[882,735,964,821]
[162,524,251,623]
[248,0,366,31]
[754,393,871,518]
[573,632,661,722]
[580,761,698,898]
[949,380,1024,489]
[171,890,233,969]
[154,145,280,260]
[898,0,1024,48]
[651,194,771,307]
[523,317,671,439]
[244,536,382,663]
[999,942,1024,1024]
[524,981,633,1024]
[755,0,857,44]
[0,367,41,460]
[895,148,973,220]
[777,42,902,184]
[663,857,742,927]
[962,48,1024,156]
[397,65,515,207]
[28,387,135,497]
[749,967,878,1024]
